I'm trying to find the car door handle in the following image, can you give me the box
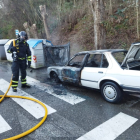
[98,71,103,74]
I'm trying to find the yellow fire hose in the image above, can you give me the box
[0,76,48,140]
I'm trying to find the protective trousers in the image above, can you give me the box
[11,60,27,89]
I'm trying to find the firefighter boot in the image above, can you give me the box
[12,88,17,92]
[21,84,31,88]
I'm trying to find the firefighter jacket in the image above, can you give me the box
[7,39,31,62]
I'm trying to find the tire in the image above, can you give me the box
[50,72,60,83]
[101,82,123,103]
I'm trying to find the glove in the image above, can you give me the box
[7,46,16,53]
[12,46,17,52]
[28,61,31,68]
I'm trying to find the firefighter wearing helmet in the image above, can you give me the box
[7,31,31,92]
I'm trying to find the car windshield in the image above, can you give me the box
[112,51,127,65]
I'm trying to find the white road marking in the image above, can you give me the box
[0,115,12,134]
[0,79,56,119]
[26,76,86,105]
[76,112,138,140]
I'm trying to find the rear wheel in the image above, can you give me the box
[101,82,123,103]
[50,72,60,83]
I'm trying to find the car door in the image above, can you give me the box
[61,53,89,84]
[81,53,109,89]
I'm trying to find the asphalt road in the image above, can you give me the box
[0,61,140,140]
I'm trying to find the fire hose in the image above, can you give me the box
[0,76,48,140]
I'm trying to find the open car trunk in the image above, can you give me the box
[121,43,140,70]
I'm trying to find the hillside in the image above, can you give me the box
[50,0,139,56]
[0,0,140,57]
[51,13,137,57]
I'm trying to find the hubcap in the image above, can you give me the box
[103,85,117,100]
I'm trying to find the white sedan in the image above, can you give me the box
[47,43,140,103]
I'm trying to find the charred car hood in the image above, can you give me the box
[43,43,70,67]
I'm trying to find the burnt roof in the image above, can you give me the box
[78,49,127,54]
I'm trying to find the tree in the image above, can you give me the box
[39,5,50,40]
[90,0,106,50]
[136,0,139,39]
[23,22,31,39]
[109,0,112,15]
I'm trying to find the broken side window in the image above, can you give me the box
[101,55,109,68]
[112,51,127,65]
[85,54,102,67]
[68,54,86,68]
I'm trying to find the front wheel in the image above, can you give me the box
[50,72,60,83]
[101,82,123,103]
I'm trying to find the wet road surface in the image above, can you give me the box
[0,61,140,140]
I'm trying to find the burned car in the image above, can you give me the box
[47,43,140,103]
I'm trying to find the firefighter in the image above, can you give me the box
[7,31,31,92]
